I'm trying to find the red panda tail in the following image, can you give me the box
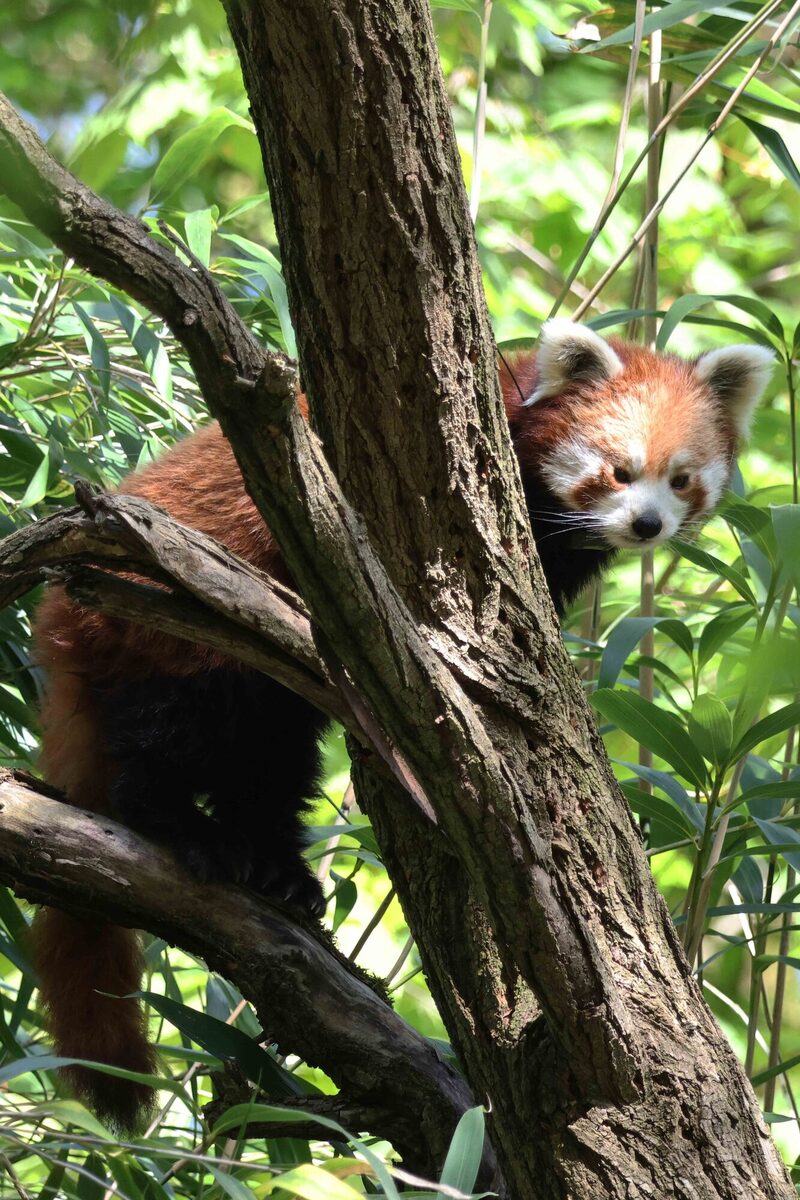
[30,908,157,1130]
[31,589,158,1130]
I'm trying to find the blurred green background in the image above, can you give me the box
[1,1,799,1195]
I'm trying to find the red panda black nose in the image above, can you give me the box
[632,512,663,540]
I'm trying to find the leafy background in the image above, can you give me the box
[1,0,799,1195]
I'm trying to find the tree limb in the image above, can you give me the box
[0,770,494,1184]
[0,494,346,725]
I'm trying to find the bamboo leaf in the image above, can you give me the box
[597,616,689,690]
[671,539,756,605]
[688,694,733,768]
[183,206,215,267]
[592,690,708,788]
[152,108,253,201]
[740,116,800,190]
[771,505,800,592]
[697,605,751,669]
[440,1105,485,1194]
[136,991,313,1096]
[733,703,800,761]
[752,817,800,873]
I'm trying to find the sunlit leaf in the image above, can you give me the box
[440,1105,485,1194]
[732,702,800,761]
[740,115,800,191]
[152,107,254,201]
[592,690,707,788]
[688,694,733,767]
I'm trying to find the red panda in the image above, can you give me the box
[29,319,772,1129]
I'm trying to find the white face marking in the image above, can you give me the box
[594,477,685,549]
[699,458,728,511]
[540,439,603,500]
[540,441,732,551]
[627,440,645,478]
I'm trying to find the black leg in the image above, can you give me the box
[96,670,329,916]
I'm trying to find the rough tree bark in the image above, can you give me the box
[0,3,793,1198]
[0,771,478,1175]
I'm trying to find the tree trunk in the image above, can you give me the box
[0,0,792,1192]
[222,3,793,1196]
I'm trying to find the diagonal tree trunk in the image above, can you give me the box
[0,0,793,1194]
[222,4,794,1196]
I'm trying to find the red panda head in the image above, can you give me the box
[504,319,774,551]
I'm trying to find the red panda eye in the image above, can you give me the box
[613,467,632,485]
[671,473,690,490]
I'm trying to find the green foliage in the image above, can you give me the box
[1,0,799,1193]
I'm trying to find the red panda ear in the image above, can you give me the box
[694,344,775,440]
[524,319,623,406]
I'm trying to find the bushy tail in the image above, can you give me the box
[30,907,157,1131]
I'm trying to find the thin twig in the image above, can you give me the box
[572,2,800,319]
[469,0,493,223]
[317,781,356,881]
[551,0,788,318]
[348,886,397,962]
[638,7,660,807]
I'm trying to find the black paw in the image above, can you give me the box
[174,833,326,918]
[256,863,327,919]
[174,828,261,887]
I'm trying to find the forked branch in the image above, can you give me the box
[0,770,491,1182]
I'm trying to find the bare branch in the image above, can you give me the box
[0,770,492,1183]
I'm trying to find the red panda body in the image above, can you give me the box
[30,321,773,1128]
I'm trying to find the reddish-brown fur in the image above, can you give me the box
[31,338,748,1127]
[31,424,289,1129]
[502,339,738,492]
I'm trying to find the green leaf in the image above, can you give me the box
[74,301,111,398]
[732,856,762,905]
[184,207,215,268]
[211,1104,402,1200]
[0,1053,188,1101]
[588,1,725,51]
[740,116,800,191]
[207,1168,257,1200]
[618,761,704,831]
[732,702,800,761]
[109,297,173,405]
[591,690,707,788]
[40,1099,114,1140]
[740,781,800,819]
[430,0,480,11]
[219,233,296,356]
[720,493,772,540]
[688,694,733,767]
[19,445,50,507]
[697,605,752,669]
[152,108,253,201]
[751,1053,800,1088]
[136,992,313,1096]
[332,876,358,932]
[440,1105,485,1194]
[657,294,783,349]
[771,505,800,591]
[597,616,691,690]
[620,784,698,841]
[671,539,756,606]
[752,817,800,873]
[266,1163,363,1200]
